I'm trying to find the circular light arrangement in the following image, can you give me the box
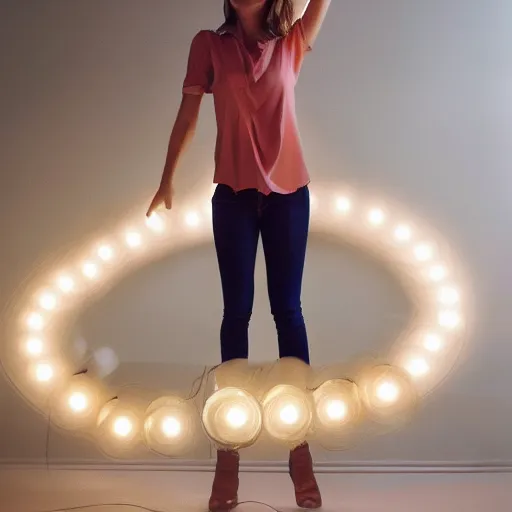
[4,182,470,454]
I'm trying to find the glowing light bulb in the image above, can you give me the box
[68,392,88,412]
[394,224,412,242]
[429,265,447,282]
[226,406,248,429]
[438,311,461,329]
[184,212,200,227]
[27,312,44,331]
[414,243,433,262]
[35,363,54,382]
[326,400,347,421]
[279,404,299,425]
[125,231,142,248]
[26,337,43,356]
[57,275,74,293]
[82,261,98,279]
[113,416,133,437]
[424,333,443,352]
[406,358,430,378]
[368,208,385,226]
[146,213,165,233]
[438,286,460,306]
[98,245,114,261]
[39,292,57,311]
[376,380,399,404]
[335,197,352,213]
[161,416,181,438]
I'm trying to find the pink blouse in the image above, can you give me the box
[182,19,311,195]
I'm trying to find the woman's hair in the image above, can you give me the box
[223,0,295,38]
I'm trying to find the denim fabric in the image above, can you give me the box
[212,184,310,364]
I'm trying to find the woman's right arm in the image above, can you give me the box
[146,92,203,216]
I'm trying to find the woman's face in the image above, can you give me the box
[229,0,267,14]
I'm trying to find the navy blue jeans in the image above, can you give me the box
[212,184,310,364]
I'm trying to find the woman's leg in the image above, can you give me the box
[210,185,260,511]
[260,185,322,509]
[212,185,260,362]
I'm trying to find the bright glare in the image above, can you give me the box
[438,286,460,306]
[27,312,44,331]
[125,231,142,248]
[279,404,299,425]
[113,416,133,437]
[146,213,165,232]
[394,224,412,242]
[57,275,75,293]
[225,406,248,429]
[161,416,181,438]
[310,194,318,210]
[82,262,98,279]
[438,311,461,329]
[326,400,348,421]
[35,363,54,382]
[335,197,352,213]
[185,212,200,227]
[406,358,430,378]
[376,380,399,404]
[414,243,433,262]
[424,333,443,352]
[39,292,57,311]
[368,208,385,226]
[68,392,88,413]
[429,265,447,282]
[26,337,43,356]
[98,245,114,261]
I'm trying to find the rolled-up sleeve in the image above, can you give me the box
[183,30,213,95]
[285,19,312,76]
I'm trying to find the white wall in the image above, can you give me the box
[1,0,512,466]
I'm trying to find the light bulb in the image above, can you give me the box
[438,311,461,329]
[429,265,447,282]
[438,286,460,306]
[184,212,200,227]
[161,416,181,438]
[279,404,299,425]
[414,243,433,262]
[113,416,133,437]
[68,392,88,413]
[226,406,248,429]
[146,213,165,232]
[423,333,442,352]
[326,400,347,421]
[39,292,57,311]
[98,245,114,261]
[376,380,399,404]
[368,208,385,226]
[35,363,54,382]
[57,275,74,293]
[26,337,43,356]
[82,262,98,279]
[406,358,430,378]
[394,224,412,242]
[27,312,44,331]
[335,197,352,213]
[125,231,142,248]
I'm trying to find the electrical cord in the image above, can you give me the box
[32,500,282,512]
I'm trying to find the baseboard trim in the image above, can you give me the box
[1,460,511,474]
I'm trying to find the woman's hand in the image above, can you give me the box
[146,180,174,217]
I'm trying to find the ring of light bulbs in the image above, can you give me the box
[3,182,469,454]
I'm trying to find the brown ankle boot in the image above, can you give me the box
[209,450,239,511]
[289,443,322,509]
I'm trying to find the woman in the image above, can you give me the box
[148,0,331,509]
